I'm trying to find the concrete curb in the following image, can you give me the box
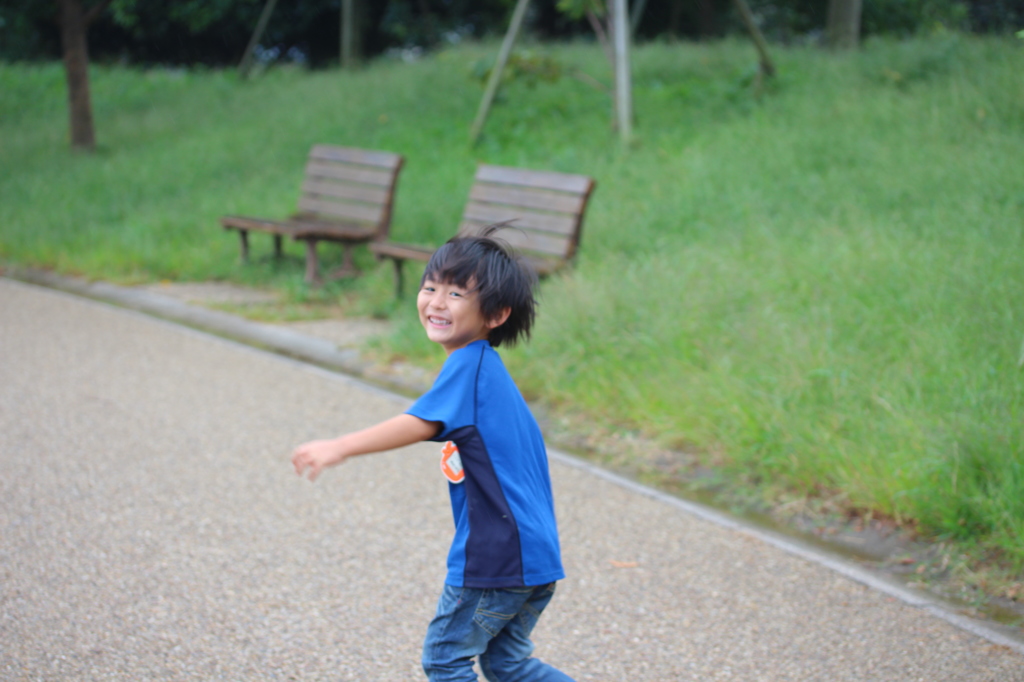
[550,451,1024,656]
[8,267,1024,657]
[6,267,415,398]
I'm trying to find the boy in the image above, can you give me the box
[291,230,574,682]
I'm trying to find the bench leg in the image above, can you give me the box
[239,230,250,262]
[392,258,405,298]
[341,245,356,276]
[304,239,321,284]
[273,234,283,259]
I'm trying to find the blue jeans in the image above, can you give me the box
[422,582,575,682]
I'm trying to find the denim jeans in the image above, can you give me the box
[422,582,575,682]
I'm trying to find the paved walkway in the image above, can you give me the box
[2,277,1022,681]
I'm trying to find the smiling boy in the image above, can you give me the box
[291,230,573,682]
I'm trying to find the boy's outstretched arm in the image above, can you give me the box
[291,414,440,481]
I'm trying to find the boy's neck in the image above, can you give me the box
[444,336,489,356]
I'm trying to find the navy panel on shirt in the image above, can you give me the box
[446,426,523,587]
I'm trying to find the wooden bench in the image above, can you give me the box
[369,164,596,296]
[221,145,404,283]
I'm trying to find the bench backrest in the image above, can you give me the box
[458,164,596,264]
[295,145,404,239]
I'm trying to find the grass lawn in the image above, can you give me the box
[2,33,1022,607]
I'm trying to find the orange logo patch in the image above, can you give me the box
[440,441,465,484]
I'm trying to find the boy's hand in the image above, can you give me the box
[291,438,347,482]
[290,415,439,482]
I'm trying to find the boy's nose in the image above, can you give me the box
[428,291,446,309]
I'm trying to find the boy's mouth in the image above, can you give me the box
[427,316,451,327]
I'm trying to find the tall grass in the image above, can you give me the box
[2,35,1022,567]
[512,35,1024,567]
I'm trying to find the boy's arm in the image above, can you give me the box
[291,414,440,482]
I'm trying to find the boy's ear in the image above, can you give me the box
[486,307,512,330]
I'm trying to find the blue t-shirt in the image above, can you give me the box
[408,340,564,589]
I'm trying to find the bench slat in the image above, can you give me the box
[288,220,378,241]
[368,242,565,277]
[304,161,396,187]
[523,255,563,276]
[462,202,578,237]
[297,196,385,224]
[468,184,586,215]
[368,242,434,261]
[221,215,303,236]
[310,145,403,169]
[476,165,594,194]
[301,179,389,205]
[459,220,572,257]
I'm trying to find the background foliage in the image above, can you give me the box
[1,0,1022,65]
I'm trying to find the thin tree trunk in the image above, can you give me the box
[731,0,776,77]
[469,0,531,145]
[585,7,616,130]
[585,9,614,69]
[58,0,95,151]
[341,0,359,69]
[669,0,684,38]
[415,0,436,42]
[629,0,649,39]
[611,0,632,144]
[239,0,279,78]
[696,0,719,39]
[826,0,862,50]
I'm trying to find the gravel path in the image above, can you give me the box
[2,277,1022,681]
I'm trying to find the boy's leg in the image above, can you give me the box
[477,583,574,682]
[422,584,492,682]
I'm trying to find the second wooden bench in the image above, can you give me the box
[369,164,596,296]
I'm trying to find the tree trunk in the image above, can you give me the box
[732,0,775,78]
[58,0,95,151]
[826,0,862,50]
[696,0,719,39]
[239,0,280,78]
[611,0,633,144]
[469,0,531,145]
[669,0,684,38]
[341,0,361,69]
[629,0,649,39]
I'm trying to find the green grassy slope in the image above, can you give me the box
[2,35,1022,582]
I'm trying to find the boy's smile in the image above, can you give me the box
[418,279,508,355]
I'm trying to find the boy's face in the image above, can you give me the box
[417,278,508,355]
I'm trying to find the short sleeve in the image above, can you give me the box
[406,343,481,441]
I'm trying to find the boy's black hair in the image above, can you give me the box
[421,224,537,348]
